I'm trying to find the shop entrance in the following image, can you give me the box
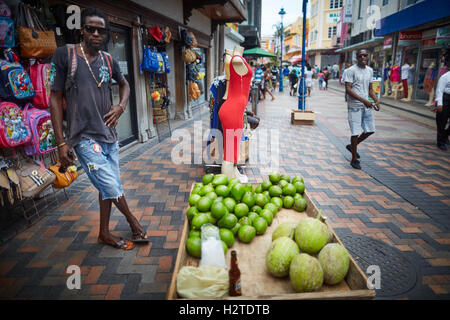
[108,24,138,146]
[416,48,440,101]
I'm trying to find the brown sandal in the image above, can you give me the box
[132,231,150,243]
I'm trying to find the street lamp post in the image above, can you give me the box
[279,7,286,92]
[298,0,308,110]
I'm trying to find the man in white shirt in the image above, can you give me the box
[434,51,450,151]
[401,62,410,99]
[344,49,380,170]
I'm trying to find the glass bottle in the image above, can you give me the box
[229,250,242,296]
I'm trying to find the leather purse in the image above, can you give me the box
[189,81,201,100]
[48,162,78,189]
[16,159,55,198]
[184,48,196,64]
[189,31,197,48]
[16,3,57,59]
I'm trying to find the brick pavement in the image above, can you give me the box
[0,87,449,300]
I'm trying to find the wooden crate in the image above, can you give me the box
[167,184,376,300]
[291,110,315,125]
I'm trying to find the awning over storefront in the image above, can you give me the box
[243,47,277,57]
[374,0,450,36]
[290,55,307,64]
[335,37,384,53]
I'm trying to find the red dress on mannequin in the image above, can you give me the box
[219,55,253,163]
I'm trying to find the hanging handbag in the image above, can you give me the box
[48,162,77,189]
[17,3,57,59]
[183,48,196,64]
[16,158,55,198]
[189,31,197,48]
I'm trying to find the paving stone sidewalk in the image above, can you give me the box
[0,87,449,300]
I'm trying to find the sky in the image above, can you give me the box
[260,0,306,37]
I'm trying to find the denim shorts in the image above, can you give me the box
[74,137,123,200]
[348,106,376,136]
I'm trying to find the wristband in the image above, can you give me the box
[57,142,67,148]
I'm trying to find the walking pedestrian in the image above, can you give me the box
[434,50,450,151]
[305,65,313,96]
[344,49,380,170]
[289,69,299,96]
[323,67,330,90]
[283,65,290,88]
[318,69,324,90]
[262,64,275,101]
[50,7,149,250]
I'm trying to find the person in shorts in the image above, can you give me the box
[49,7,149,250]
[344,49,381,169]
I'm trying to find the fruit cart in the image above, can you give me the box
[167,183,376,300]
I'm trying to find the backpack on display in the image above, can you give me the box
[140,47,159,73]
[29,62,52,108]
[0,101,32,148]
[0,59,35,102]
[0,1,14,48]
[160,52,170,73]
[22,103,56,156]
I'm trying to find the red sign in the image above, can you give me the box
[384,35,393,48]
[398,31,422,46]
[422,38,436,47]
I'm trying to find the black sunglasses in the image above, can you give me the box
[84,25,107,35]
[358,54,369,58]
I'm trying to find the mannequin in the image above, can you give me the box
[223,46,244,100]
[401,61,410,99]
[382,63,391,97]
[389,64,403,99]
[424,61,438,107]
[219,53,252,183]
[402,63,415,102]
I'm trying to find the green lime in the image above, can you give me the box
[270,197,283,210]
[223,197,237,213]
[228,178,240,187]
[261,180,272,191]
[264,203,279,216]
[262,191,270,199]
[188,194,201,206]
[294,193,303,201]
[191,213,210,230]
[222,240,228,255]
[212,174,228,186]
[260,209,274,226]
[215,185,230,197]
[281,174,291,183]
[255,184,263,193]
[248,212,259,224]
[251,205,263,214]
[219,228,235,248]
[283,183,297,196]
[189,230,201,238]
[186,236,201,258]
[186,206,199,221]
[205,191,218,200]
[196,196,213,212]
[217,213,238,229]
[269,185,283,198]
[244,183,254,193]
[241,192,256,208]
[292,176,304,184]
[206,212,217,225]
[293,181,305,194]
[234,203,249,219]
[231,183,246,202]
[269,172,281,184]
[214,196,223,203]
[255,193,269,208]
[191,185,202,195]
[238,225,256,243]
[278,179,289,189]
[253,217,268,235]
[202,174,214,185]
[211,201,228,220]
[238,216,252,227]
[293,198,307,212]
[283,196,294,209]
[199,184,214,196]
[230,222,241,236]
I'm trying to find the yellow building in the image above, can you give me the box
[283,16,309,63]
[307,0,343,68]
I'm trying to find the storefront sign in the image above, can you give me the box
[327,12,340,24]
[383,35,393,49]
[398,31,422,46]
[422,38,437,47]
[436,27,450,44]
[343,0,353,23]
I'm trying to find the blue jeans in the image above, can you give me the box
[74,137,123,200]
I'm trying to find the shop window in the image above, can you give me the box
[328,26,337,39]
[383,0,389,5]
[190,47,207,108]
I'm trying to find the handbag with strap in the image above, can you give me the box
[184,48,196,64]
[48,162,77,189]
[16,3,57,59]
[16,158,55,198]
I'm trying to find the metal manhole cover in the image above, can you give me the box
[339,234,417,298]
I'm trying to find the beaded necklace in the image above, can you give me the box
[79,43,105,88]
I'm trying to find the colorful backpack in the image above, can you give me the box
[160,52,171,73]
[22,103,56,155]
[0,101,32,148]
[140,47,159,73]
[29,63,52,108]
[0,1,14,48]
[0,59,35,102]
